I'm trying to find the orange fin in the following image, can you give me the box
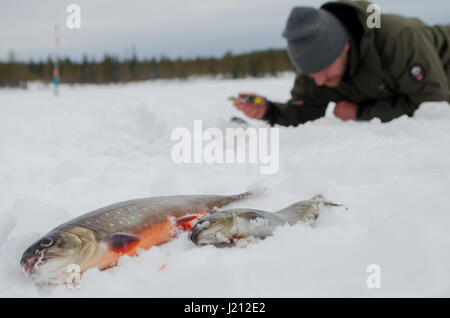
[175,215,198,231]
[103,233,141,254]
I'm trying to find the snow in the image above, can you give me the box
[1,73,450,297]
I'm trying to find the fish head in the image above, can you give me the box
[189,212,236,247]
[20,226,97,284]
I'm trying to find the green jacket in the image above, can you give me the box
[264,0,450,126]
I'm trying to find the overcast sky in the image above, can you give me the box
[1,0,449,62]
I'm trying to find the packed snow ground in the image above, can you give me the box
[1,73,450,297]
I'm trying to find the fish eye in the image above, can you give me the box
[40,237,54,247]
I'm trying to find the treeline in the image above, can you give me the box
[0,49,295,87]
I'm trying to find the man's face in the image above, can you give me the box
[307,43,350,87]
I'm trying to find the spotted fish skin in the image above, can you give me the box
[20,191,257,284]
[55,195,245,239]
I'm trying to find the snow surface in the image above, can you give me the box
[1,73,450,297]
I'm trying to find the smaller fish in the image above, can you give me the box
[189,194,345,247]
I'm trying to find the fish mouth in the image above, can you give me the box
[190,224,233,247]
[21,253,59,275]
[189,226,202,245]
[190,219,226,245]
[189,220,211,244]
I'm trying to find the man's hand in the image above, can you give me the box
[233,93,267,119]
[333,101,358,121]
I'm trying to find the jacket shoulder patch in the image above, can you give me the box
[410,64,425,83]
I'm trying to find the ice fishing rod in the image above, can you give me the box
[228,96,263,104]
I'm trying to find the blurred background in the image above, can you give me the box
[1,0,449,87]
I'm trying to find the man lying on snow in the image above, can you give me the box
[233,0,450,126]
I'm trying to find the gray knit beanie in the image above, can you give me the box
[282,7,349,74]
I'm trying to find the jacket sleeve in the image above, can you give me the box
[263,74,329,126]
[357,27,450,122]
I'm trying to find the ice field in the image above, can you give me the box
[1,73,450,297]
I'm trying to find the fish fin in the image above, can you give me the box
[103,233,141,254]
[175,215,199,231]
[311,194,348,210]
[175,208,220,232]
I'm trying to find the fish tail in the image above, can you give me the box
[311,194,348,210]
